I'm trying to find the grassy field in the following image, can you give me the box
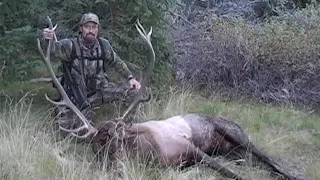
[0,85,319,180]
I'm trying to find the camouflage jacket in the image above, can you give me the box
[52,36,133,107]
[53,36,133,90]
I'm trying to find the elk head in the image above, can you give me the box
[91,121,129,162]
[37,17,154,140]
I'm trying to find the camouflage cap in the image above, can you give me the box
[79,12,100,25]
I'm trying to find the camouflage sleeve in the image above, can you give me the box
[101,38,133,80]
[52,39,73,62]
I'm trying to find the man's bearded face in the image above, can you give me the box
[80,22,99,44]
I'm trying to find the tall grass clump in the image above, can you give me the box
[0,97,60,179]
[0,96,100,180]
[145,87,195,119]
[174,4,320,109]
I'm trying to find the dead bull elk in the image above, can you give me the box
[37,17,299,180]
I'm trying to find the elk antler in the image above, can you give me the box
[116,19,155,122]
[37,16,98,138]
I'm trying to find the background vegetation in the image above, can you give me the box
[173,0,320,109]
[1,0,320,109]
[0,0,174,89]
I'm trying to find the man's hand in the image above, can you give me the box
[129,78,141,90]
[43,24,57,40]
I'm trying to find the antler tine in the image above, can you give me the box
[135,19,155,87]
[118,20,155,123]
[37,16,97,138]
[136,19,147,36]
[117,88,152,121]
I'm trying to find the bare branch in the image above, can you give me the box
[167,10,196,28]
[0,60,6,78]
[29,77,56,83]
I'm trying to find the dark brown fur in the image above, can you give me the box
[92,121,160,164]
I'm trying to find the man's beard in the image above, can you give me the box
[84,33,96,45]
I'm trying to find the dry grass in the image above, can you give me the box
[0,89,319,180]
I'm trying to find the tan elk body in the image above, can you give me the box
[92,114,298,180]
[37,17,300,180]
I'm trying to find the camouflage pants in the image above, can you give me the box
[54,81,138,136]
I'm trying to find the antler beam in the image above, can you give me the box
[117,19,155,122]
[37,16,97,138]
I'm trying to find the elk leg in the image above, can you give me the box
[249,145,299,180]
[190,146,245,180]
[216,126,297,180]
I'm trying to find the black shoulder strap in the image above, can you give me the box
[70,37,81,61]
[97,37,107,72]
[98,37,106,60]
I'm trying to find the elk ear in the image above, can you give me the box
[107,122,117,135]
[121,124,142,140]
[92,141,103,154]
[115,122,127,138]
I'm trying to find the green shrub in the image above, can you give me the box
[0,0,175,90]
[0,26,41,82]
